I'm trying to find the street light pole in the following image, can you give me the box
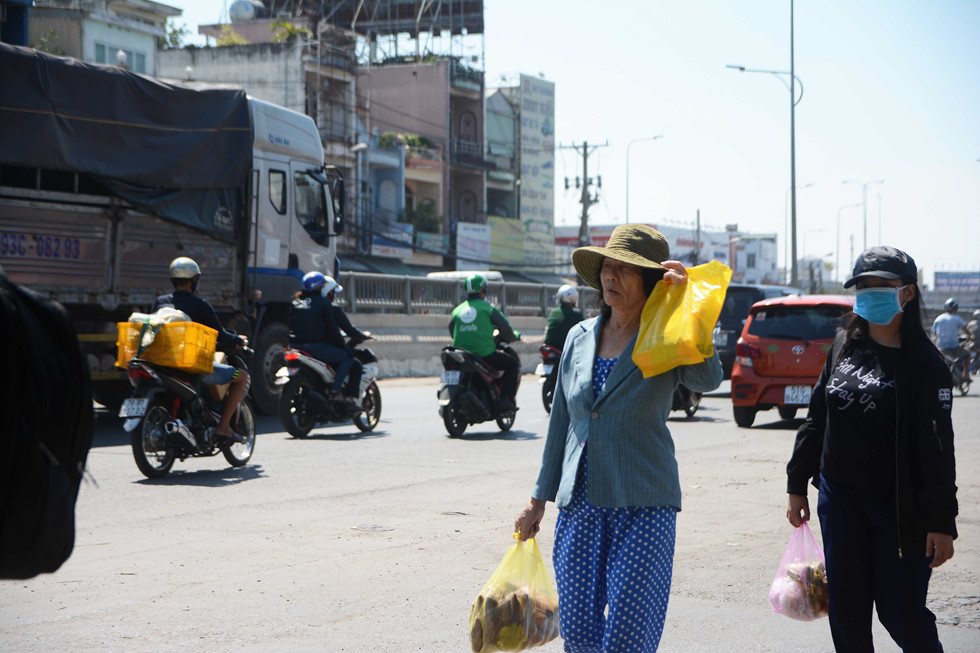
[785,183,812,283]
[803,228,824,260]
[836,203,861,284]
[625,135,663,224]
[727,0,803,287]
[842,179,885,251]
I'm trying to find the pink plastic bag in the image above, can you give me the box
[768,522,829,621]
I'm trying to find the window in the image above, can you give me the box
[93,42,144,72]
[747,305,850,341]
[294,171,328,241]
[269,170,286,214]
[747,253,757,269]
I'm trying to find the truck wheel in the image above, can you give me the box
[252,323,290,415]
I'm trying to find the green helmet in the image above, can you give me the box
[464,273,487,295]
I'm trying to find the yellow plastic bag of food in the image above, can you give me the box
[632,260,732,378]
[469,536,560,653]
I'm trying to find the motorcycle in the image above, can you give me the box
[942,335,972,396]
[535,344,562,414]
[671,384,702,418]
[120,347,256,479]
[438,336,521,437]
[275,338,382,437]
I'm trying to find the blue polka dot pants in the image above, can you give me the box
[553,453,676,653]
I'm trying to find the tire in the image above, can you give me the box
[733,405,757,428]
[684,393,702,418]
[778,406,798,420]
[223,400,256,467]
[131,400,175,479]
[278,378,315,438]
[542,378,555,414]
[496,410,516,432]
[354,381,382,432]
[443,403,467,438]
[251,323,290,415]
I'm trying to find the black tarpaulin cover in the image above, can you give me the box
[0,44,252,243]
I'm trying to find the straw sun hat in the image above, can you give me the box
[571,224,671,290]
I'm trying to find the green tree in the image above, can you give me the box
[270,20,313,43]
[158,20,190,50]
[31,29,63,56]
[217,25,250,47]
[401,202,441,234]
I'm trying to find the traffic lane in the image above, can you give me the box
[1,381,976,651]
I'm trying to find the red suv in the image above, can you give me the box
[731,295,853,427]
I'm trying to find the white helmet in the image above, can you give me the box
[556,284,578,306]
[321,274,343,297]
[169,257,201,279]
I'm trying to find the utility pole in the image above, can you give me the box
[560,141,608,248]
[695,209,701,265]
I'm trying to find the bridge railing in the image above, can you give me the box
[335,272,598,317]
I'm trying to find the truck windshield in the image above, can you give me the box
[294,172,328,242]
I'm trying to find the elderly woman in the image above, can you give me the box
[515,224,723,653]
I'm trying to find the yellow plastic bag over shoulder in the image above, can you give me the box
[469,536,560,653]
[632,260,732,378]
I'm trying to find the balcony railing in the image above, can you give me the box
[450,61,483,91]
[450,140,495,170]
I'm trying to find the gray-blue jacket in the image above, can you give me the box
[532,315,723,510]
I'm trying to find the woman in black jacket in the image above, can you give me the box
[785,246,957,653]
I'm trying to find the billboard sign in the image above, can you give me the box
[519,74,556,268]
[456,222,491,271]
[935,271,980,293]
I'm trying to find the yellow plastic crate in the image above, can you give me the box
[116,321,217,374]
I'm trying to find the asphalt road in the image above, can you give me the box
[2,377,978,652]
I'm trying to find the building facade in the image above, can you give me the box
[28,0,180,74]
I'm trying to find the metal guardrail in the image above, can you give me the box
[335,271,597,318]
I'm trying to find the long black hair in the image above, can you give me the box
[595,257,666,321]
[841,282,932,355]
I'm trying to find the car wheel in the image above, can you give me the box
[777,406,798,420]
[733,405,756,428]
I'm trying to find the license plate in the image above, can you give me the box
[784,385,812,405]
[713,331,728,347]
[534,363,553,376]
[440,370,460,385]
[119,398,148,418]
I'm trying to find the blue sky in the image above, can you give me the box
[167,1,979,286]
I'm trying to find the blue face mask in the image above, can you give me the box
[854,286,906,325]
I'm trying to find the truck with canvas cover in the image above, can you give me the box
[0,43,346,414]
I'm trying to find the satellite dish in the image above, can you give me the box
[229,0,268,23]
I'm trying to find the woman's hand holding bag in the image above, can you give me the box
[632,260,732,378]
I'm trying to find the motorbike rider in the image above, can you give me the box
[289,271,371,403]
[152,257,249,443]
[968,309,980,338]
[449,273,522,412]
[544,284,584,350]
[931,297,972,381]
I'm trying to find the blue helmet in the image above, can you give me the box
[302,271,327,293]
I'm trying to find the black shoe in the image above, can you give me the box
[497,397,516,413]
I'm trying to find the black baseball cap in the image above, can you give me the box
[843,246,918,288]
